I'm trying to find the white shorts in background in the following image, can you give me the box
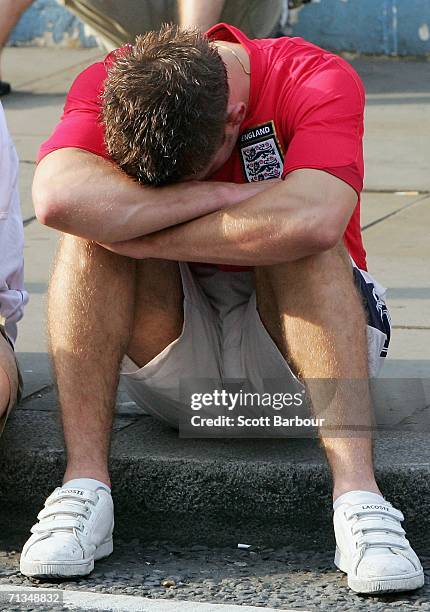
[120,262,391,428]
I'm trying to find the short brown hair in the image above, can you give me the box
[102,25,229,186]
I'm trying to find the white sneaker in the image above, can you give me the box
[20,479,114,578]
[333,490,424,594]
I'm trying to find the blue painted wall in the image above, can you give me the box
[9,0,96,47]
[8,0,430,56]
[291,0,430,56]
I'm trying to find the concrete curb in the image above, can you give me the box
[0,395,429,548]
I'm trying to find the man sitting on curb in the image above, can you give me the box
[0,101,27,435]
[20,25,423,594]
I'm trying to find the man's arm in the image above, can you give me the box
[101,169,358,265]
[33,148,275,243]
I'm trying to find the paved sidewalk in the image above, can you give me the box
[0,536,429,611]
[0,48,429,609]
[0,585,302,612]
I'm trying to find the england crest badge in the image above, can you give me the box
[239,121,284,182]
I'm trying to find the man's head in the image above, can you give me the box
[103,25,243,186]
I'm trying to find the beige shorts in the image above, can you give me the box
[0,325,22,436]
[120,263,391,428]
[60,0,283,50]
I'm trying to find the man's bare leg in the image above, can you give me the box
[48,236,136,487]
[20,238,184,578]
[48,237,183,487]
[256,243,424,592]
[256,243,380,500]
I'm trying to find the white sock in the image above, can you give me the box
[333,489,386,511]
[63,477,111,495]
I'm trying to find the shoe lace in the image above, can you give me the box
[31,488,99,536]
[344,503,408,569]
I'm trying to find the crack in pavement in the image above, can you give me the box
[19,384,54,405]
[362,192,430,231]
[393,325,430,330]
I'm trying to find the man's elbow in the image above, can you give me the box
[32,176,68,228]
[311,226,342,253]
[33,188,54,227]
[306,214,346,254]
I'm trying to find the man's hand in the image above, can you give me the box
[99,235,155,259]
[99,169,358,266]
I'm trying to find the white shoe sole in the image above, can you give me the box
[20,538,113,579]
[334,546,425,594]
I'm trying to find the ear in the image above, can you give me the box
[226,102,247,127]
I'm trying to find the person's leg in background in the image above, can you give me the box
[178,0,225,30]
[255,242,424,593]
[0,0,34,96]
[61,0,283,53]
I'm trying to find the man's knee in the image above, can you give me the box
[256,241,352,291]
[54,234,134,274]
[255,242,358,330]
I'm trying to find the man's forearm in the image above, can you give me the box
[33,148,272,243]
[102,179,334,266]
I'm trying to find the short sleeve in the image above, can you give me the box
[281,58,365,195]
[38,61,109,162]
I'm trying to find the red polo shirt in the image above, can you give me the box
[39,23,367,270]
